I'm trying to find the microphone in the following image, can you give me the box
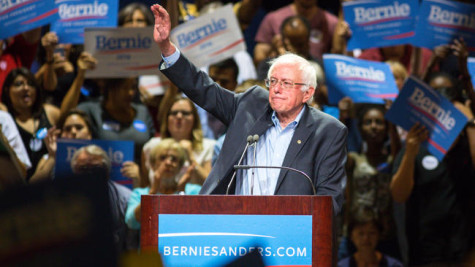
[233,165,317,195]
[250,134,259,195]
[226,135,254,195]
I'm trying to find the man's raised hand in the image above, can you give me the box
[151,4,175,56]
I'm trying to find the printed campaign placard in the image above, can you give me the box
[343,0,418,50]
[469,58,475,88]
[323,54,399,105]
[55,139,134,188]
[170,4,246,68]
[84,26,161,78]
[0,0,57,40]
[413,0,475,55]
[385,76,468,161]
[50,0,118,44]
[158,214,312,267]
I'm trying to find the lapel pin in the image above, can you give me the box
[297,140,302,144]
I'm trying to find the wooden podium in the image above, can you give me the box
[141,195,333,266]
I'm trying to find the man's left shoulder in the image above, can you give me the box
[308,107,346,129]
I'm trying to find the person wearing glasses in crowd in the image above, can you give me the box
[151,4,347,214]
[141,96,215,195]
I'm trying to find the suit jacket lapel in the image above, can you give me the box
[274,107,315,194]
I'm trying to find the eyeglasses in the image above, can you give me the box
[158,154,180,163]
[265,77,308,89]
[169,110,192,117]
[12,80,35,88]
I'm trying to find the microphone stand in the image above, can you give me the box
[234,165,317,195]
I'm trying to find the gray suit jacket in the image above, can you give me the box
[161,54,347,214]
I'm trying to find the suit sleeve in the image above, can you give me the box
[160,55,238,125]
[315,125,348,215]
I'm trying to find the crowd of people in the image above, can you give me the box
[1,0,474,266]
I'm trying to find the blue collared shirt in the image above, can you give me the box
[236,106,306,195]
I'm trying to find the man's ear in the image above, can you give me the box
[303,87,315,103]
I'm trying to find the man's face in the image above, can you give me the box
[209,67,237,91]
[268,63,314,120]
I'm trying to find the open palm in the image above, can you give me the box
[151,4,171,44]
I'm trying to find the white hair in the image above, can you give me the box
[267,53,318,90]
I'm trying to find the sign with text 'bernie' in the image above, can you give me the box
[385,76,468,161]
[158,214,312,267]
[0,0,57,40]
[323,54,398,105]
[50,0,118,44]
[343,0,418,50]
[84,26,161,78]
[170,4,246,68]
[55,138,134,188]
[413,0,475,55]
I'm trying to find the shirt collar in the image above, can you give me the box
[271,105,306,129]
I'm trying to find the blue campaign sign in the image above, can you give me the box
[0,0,57,40]
[323,54,399,105]
[343,0,418,50]
[413,0,475,55]
[55,139,134,188]
[469,58,475,88]
[158,214,312,267]
[50,0,118,44]
[385,76,468,161]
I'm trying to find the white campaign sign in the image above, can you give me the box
[84,26,161,78]
[170,4,246,67]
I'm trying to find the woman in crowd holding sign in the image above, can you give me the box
[29,109,94,183]
[1,67,60,180]
[390,84,475,265]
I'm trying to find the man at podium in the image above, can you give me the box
[150,4,348,215]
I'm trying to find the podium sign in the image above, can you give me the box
[141,195,333,266]
[158,214,312,266]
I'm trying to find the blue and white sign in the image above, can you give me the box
[385,76,468,161]
[413,0,475,55]
[170,4,246,68]
[323,54,399,105]
[158,214,312,267]
[343,0,417,50]
[84,26,161,78]
[0,0,57,40]
[50,0,118,44]
[468,58,475,88]
[55,139,134,188]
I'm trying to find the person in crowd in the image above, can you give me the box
[340,104,401,260]
[386,60,407,91]
[29,109,94,183]
[256,15,321,81]
[1,67,60,180]
[125,138,189,230]
[206,58,239,139]
[253,0,338,66]
[118,2,169,133]
[390,85,475,265]
[73,77,155,164]
[142,96,215,194]
[0,28,42,95]
[70,144,134,252]
[338,214,403,267]
[152,4,347,214]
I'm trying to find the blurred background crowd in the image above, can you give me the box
[0,0,474,266]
